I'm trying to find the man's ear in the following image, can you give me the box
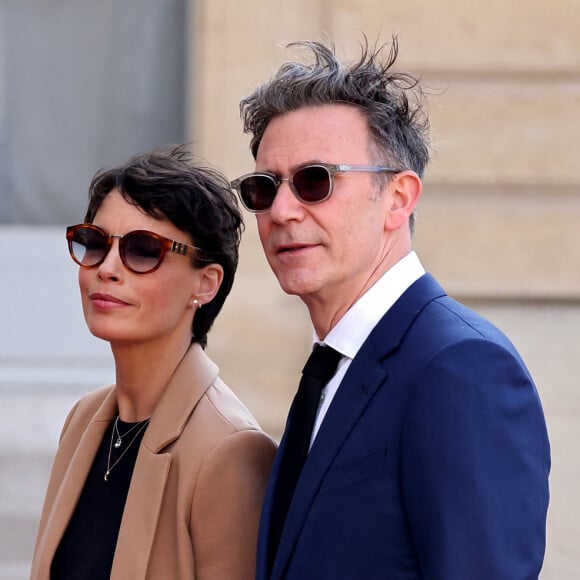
[384,171,422,231]
[192,263,224,306]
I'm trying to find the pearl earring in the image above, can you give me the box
[192,298,199,308]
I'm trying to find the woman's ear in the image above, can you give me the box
[384,170,422,231]
[192,263,224,306]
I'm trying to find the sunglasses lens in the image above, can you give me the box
[122,232,164,273]
[239,175,277,212]
[293,165,331,203]
[71,226,107,266]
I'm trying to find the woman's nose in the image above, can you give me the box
[96,239,123,280]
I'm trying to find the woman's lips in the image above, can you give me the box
[89,292,130,310]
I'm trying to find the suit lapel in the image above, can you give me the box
[269,274,447,578]
[256,409,289,579]
[270,348,386,579]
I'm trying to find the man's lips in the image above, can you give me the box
[275,242,316,255]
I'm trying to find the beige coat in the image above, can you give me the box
[30,344,276,580]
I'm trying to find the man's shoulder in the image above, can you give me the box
[367,284,520,366]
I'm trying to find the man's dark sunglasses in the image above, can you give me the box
[230,163,401,213]
[66,223,210,274]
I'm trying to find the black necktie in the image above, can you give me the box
[268,344,342,575]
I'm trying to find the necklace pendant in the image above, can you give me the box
[104,470,110,481]
[114,437,122,448]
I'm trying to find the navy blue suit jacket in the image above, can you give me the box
[257,274,550,579]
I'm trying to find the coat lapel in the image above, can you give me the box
[33,389,118,577]
[111,343,218,579]
[269,274,447,578]
[110,449,172,579]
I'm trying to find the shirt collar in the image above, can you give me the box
[315,251,425,360]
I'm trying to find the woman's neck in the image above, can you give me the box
[110,337,191,421]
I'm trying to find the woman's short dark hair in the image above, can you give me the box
[84,144,243,348]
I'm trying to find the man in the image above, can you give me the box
[232,38,550,579]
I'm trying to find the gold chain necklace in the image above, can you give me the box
[104,416,150,482]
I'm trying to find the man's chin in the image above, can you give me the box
[276,278,319,300]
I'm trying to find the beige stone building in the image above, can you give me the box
[188,1,580,577]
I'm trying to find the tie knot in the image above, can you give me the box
[302,344,342,384]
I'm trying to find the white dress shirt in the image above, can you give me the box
[310,251,425,446]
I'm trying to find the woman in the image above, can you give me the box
[30,145,276,580]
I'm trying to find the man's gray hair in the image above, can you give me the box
[240,36,430,179]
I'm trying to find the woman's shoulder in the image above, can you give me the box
[200,376,265,433]
[167,376,276,479]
